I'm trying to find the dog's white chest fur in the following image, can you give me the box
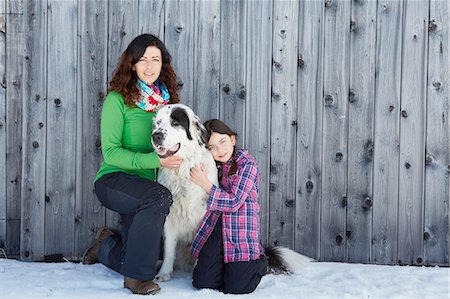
[151,104,218,281]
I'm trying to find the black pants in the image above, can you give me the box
[94,172,172,281]
[192,216,268,294]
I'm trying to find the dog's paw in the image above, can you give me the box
[155,272,171,282]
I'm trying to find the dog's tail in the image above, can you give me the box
[265,246,315,275]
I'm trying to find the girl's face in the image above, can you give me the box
[132,46,162,85]
[207,132,236,163]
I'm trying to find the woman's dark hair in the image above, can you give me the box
[203,119,238,177]
[108,34,179,106]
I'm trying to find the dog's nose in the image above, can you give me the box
[152,132,164,145]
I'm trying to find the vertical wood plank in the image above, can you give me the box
[138,0,164,38]
[397,0,429,266]
[269,0,299,249]
[320,0,351,262]
[45,0,77,258]
[372,0,403,265]
[20,0,47,261]
[346,0,377,263]
[193,0,220,121]
[295,0,324,259]
[424,0,449,266]
[75,0,107,259]
[106,0,138,229]
[5,0,24,257]
[245,0,272,246]
[164,0,194,108]
[0,0,6,251]
[219,0,246,141]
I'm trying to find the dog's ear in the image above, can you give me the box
[194,118,208,148]
[171,107,192,140]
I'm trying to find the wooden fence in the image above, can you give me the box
[0,0,448,266]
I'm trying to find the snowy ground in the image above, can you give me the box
[0,258,448,299]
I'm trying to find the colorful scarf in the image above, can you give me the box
[134,78,170,112]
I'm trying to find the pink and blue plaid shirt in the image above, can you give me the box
[191,149,265,263]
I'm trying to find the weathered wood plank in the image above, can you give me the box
[5,0,24,257]
[269,0,299,249]
[219,0,246,140]
[320,0,351,262]
[295,0,323,259]
[193,0,220,121]
[0,0,6,252]
[20,0,47,261]
[45,0,78,258]
[398,0,429,265]
[138,0,164,38]
[106,0,138,229]
[346,0,377,263]
[424,0,449,266]
[372,0,403,265]
[75,0,107,259]
[164,0,194,108]
[245,0,272,246]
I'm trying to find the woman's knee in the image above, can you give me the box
[141,184,172,214]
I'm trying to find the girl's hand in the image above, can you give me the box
[160,155,183,169]
[190,164,213,193]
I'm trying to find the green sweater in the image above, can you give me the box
[94,91,161,183]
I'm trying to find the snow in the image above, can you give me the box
[0,258,448,299]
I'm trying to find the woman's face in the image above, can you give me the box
[207,132,236,163]
[133,46,163,85]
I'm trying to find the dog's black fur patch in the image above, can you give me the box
[170,107,192,140]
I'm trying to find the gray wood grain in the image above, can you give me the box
[45,0,78,258]
[20,0,47,261]
[219,0,246,141]
[269,0,299,249]
[138,0,165,38]
[75,0,108,259]
[320,0,351,262]
[346,0,377,263]
[372,0,403,265]
[295,0,324,259]
[424,0,449,266]
[397,0,429,266]
[0,0,6,252]
[245,0,273,246]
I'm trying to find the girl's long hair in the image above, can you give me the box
[108,34,179,106]
[203,119,238,179]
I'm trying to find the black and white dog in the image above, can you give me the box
[151,104,314,282]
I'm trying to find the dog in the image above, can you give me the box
[152,104,314,282]
[151,104,218,282]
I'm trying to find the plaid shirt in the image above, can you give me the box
[191,149,265,263]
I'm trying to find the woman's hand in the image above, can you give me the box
[160,155,183,169]
[190,164,213,193]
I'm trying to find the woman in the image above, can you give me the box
[189,119,268,294]
[82,34,182,295]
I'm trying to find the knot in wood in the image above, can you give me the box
[428,20,437,32]
[335,234,343,245]
[335,152,344,162]
[38,122,44,128]
[238,88,246,99]
[24,251,30,258]
[273,61,282,71]
[45,195,50,203]
[389,105,395,112]
[291,120,298,127]
[363,197,373,210]
[425,155,433,166]
[416,257,423,264]
[324,94,334,107]
[298,57,305,68]
[175,24,184,33]
[350,20,357,32]
[346,230,352,238]
[432,81,441,90]
[0,122,3,129]
[401,110,408,118]
[54,98,61,107]
[306,180,314,192]
[120,31,126,38]
[34,94,41,102]
[349,90,356,103]
[32,141,39,149]
[341,197,348,208]
[405,162,411,169]
[222,84,230,94]
[177,80,184,88]
[423,231,430,240]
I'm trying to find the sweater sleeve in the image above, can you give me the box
[207,161,257,213]
[100,93,161,170]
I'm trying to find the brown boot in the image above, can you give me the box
[82,227,115,264]
[124,277,161,295]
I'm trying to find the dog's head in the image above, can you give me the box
[152,104,208,158]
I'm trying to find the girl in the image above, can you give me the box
[189,119,268,294]
[82,34,182,295]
